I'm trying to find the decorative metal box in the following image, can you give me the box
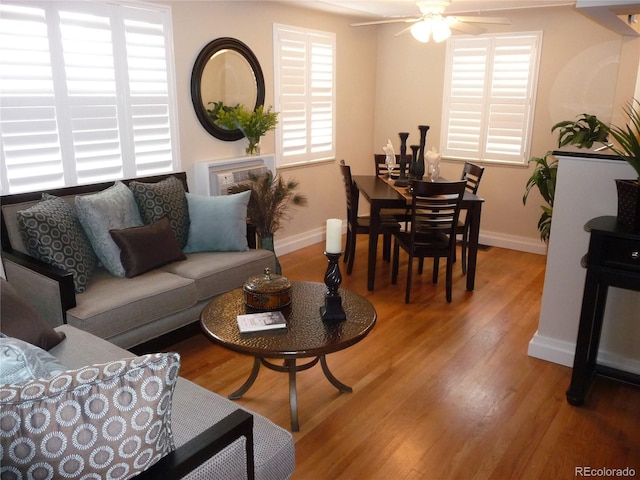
[243,268,292,310]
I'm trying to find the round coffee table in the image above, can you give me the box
[200,281,376,431]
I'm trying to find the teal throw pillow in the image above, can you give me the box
[0,336,68,385]
[184,191,251,253]
[75,181,143,277]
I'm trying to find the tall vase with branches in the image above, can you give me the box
[228,171,308,273]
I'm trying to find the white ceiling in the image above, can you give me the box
[294,0,577,19]
[289,0,640,36]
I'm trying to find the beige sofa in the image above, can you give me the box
[1,172,275,349]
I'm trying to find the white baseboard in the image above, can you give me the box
[527,331,575,368]
[273,226,326,256]
[528,330,640,375]
[275,226,547,257]
[479,230,547,255]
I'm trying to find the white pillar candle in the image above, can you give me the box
[325,219,343,253]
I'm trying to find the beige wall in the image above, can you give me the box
[162,1,638,254]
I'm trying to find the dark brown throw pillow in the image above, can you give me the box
[0,279,66,350]
[110,216,186,278]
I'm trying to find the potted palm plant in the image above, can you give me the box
[542,99,640,233]
[216,104,279,155]
[597,99,640,232]
[551,113,609,149]
[523,151,557,243]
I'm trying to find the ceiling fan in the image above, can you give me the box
[350,0,511,43]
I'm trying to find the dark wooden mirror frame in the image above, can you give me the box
[191,37,266,141]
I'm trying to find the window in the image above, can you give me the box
[273,24,335,168]
[440,32,542,166]
[0,0,179,194]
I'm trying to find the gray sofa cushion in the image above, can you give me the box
[161,250,275,302]
[174,378,296,480]
[65,269,196,340]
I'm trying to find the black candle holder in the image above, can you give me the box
[320,251,347,322]
[396,132,410,187]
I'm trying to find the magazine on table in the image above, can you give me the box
[237,311,287,333]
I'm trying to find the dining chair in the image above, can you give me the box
[456,162,485,274]
[339,160,401,274]
[373,154,411,223]
[391,180,466,303]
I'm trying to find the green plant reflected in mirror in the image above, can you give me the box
[191,38,265,141]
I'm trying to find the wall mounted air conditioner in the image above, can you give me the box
[192,155,276,196]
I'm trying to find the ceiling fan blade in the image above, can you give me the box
[448,21,484,35]
[447,15,511,25]
[351,17,421,27]
[393,24,415,37]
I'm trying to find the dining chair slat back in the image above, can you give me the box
[339,160,400,274]
[392,180,466,303]
[457,162,485,274]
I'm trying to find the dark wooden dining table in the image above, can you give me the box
[352,175,484,291]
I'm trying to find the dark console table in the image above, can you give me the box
[566,216,640,405]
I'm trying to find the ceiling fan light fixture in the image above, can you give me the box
[409,15,450,43]
[432,17,451,42]
[410,19,431,43]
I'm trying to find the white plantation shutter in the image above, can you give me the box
[124,13,175,175]
[0,1,179,194]
[441,32,541,165]
[0,4,64,193]
[274,24,335,167]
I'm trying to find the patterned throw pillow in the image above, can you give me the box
[17,194,98,293]
[0,352,180,479]
[75,181,143,277]
[128,176,190,249]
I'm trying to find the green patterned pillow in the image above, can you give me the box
[128,176,190,249]
[0,352,180,478]
[17,194,98,293]
[75,181,143,277]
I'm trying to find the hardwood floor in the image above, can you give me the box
[167,239,640,479]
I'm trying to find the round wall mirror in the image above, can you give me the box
[191,37,265,141]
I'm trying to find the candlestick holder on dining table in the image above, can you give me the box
[320,250,347,322]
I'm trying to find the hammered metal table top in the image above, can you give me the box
[200,281,377,358]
